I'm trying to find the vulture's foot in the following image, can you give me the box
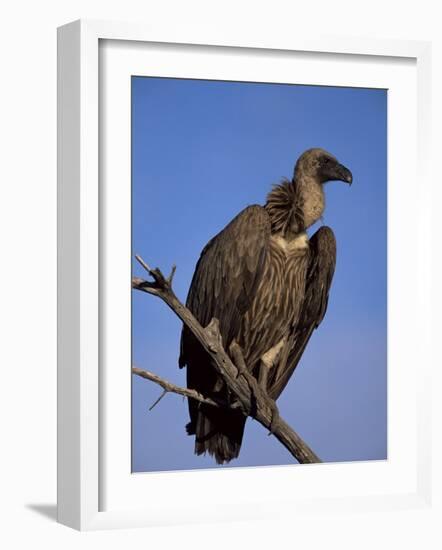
[257,351,282,433]
[266,397,280,434]
[252,385,280,433]
[241,370,262,417]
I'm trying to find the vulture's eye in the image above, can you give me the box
[322,157,331,165]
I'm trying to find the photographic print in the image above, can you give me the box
[131,76,387,472]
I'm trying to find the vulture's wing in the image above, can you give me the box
[269,226,337,400]
[179,205,271,367]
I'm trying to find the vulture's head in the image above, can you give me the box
[294,148,353,185]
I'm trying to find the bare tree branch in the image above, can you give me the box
[148,389,168,411]
[132,366,236,410]
[132,255,321,464]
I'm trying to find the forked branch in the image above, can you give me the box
[132,255,321,464]
[132,366,238,410]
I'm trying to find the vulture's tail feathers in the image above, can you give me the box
[189,406,246,464]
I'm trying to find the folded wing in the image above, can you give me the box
[268,226,337,400]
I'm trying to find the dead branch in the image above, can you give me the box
[132,255,321,464]
[132,366,237,410]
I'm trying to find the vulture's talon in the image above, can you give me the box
[235,363,248,379]
[267,398,280,434]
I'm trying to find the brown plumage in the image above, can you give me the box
[179,148,352,464]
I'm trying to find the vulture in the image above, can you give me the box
[179,148,352,464]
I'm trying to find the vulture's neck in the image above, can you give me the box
[264,176,325,238]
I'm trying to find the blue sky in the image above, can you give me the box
[131,76,387,472]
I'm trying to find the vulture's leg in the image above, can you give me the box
[258,338,286,432]
[258,367,280,433]
[258,338,286,392]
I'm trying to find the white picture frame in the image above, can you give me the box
[57,19,433,531]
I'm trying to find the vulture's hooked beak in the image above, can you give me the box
[335,163,353,185]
